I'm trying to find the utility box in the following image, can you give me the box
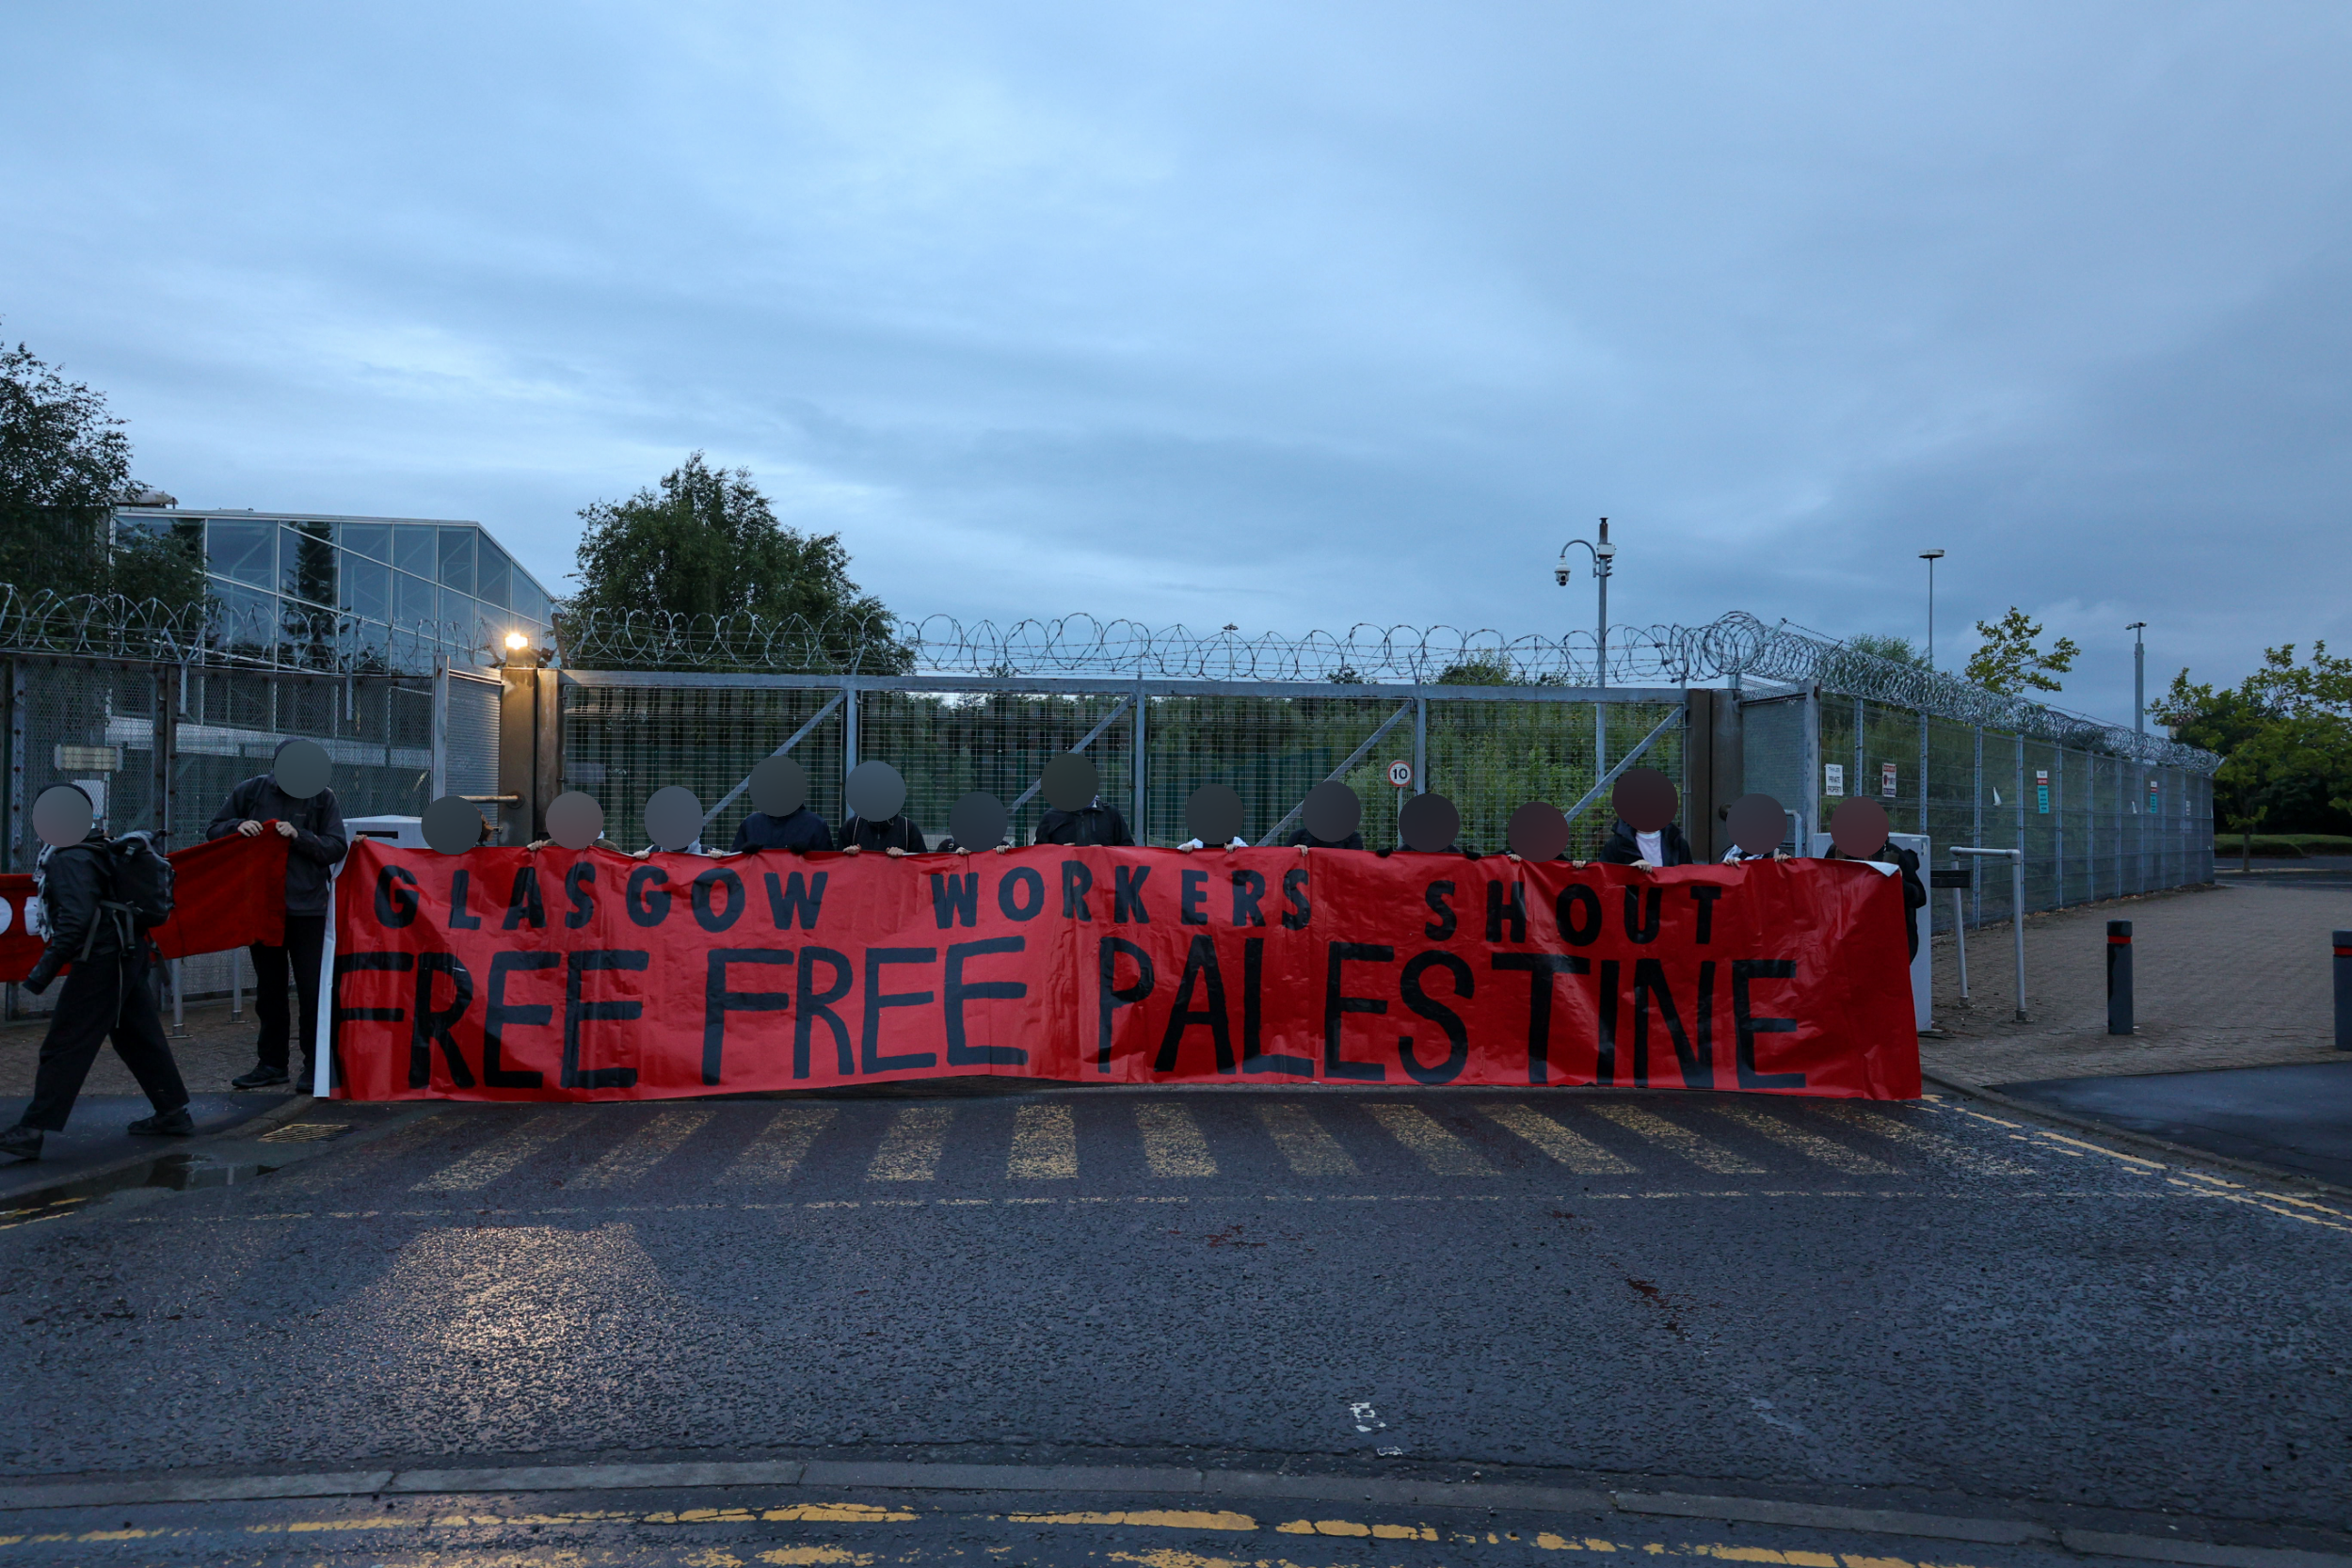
[345,814,428,850]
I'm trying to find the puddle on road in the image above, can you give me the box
[0,1149,291,1229]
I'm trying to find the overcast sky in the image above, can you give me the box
[5,2,2347,722]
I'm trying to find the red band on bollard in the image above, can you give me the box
[2336,946,2352,959]
[2108,935,2132,945]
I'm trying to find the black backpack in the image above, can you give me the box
[103,832,176,928]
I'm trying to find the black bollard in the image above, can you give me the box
[2106,920,2134,1036]
[2336,929,2351,1052]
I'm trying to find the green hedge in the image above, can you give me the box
[2213,833,2352,856]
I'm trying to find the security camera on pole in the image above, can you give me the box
[1555,518,1618,775]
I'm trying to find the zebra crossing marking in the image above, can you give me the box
[1479,1103,1636,1174]
[723,1105,838,1184]
[1708,1104,1898,1176]
[409,1112,573,1192]
[1136,1103,1217,1176]
[571,1108,713,1189]
[1009,1103,1079,1179]
[868,1106,955,1181]
[1588,1104,1766,1174]
[1815,1103,2035,1176]
[1362,1104,1493,1176]
[1255,1103,1360,1176]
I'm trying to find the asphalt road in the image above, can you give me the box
[2,1086,2347,1565]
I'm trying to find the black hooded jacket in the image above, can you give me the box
[1596,819,1695,867]
[1036,801,1132,847]
[206,776,348,915]
[1288,828,1365,850]
[29,829,135,981]
[841,815,926,853]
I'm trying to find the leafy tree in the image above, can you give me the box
[1847,633,1928,667]
[1964,606,2078,695]
[1435,654,1515,685]
[2154,643,2352,836]
[568,452,909,671]
[0,333,203,608]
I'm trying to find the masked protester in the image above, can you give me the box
[208,740,348,1092]
[840,811,925,856]
[1826,837,1929,960]
[1596,817,1694,871]
[732,803,833,854]
[0,792,192,1160]
[1035,795,1132,847]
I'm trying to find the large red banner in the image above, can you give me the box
[328,841,1921,1100]
[0,831,289,981]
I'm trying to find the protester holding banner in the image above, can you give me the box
[732,803,833,854]
[1597,818,1692,869]
[0,791,192,1160]
[840,811,925,855]
[208,740,347,1092]
[1288,826,1365,850]
[1035,796,1132,847]
[1827,836,1928,959]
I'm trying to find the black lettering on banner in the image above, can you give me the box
[703,949,792,1086]
[1179,868,1209,926]
[945,936,1028,1066]
[862,948,938,1074]
[1556,883,1603,945]
[410,952,476,1089]
[692,868,745,934]
[1423,880,1457,941]
[483,952,556,1088]
[1156,936,1235,1074]
[1631,956,1709,1089]
[626,865,672,928]
[1240,936,1308,1074]
[1096,936,1154,1071]
[764,870,827,929]
[564,950,647,1090]
[374,865,419,928]
[930,872,980,929]
[1688,885,1723,945]
[1281,867,1311,930]
[1322,942,1391,1082]
[1062,859,1094,920]
[1485,881,1528,943]
[330,952,411,1059]
[1491,953,1587,1084]
[1114,864,1153,922]
[1397,951,1472,1084]
[1733,958,1806,1090]
[1623,886,1662,944]
[997,866,1046,921]
[1595,959,1621,1084]
[448,870,482,931]
[502,867,546,931]
[1229,869,1265,927]
[564,861,597,929]
[795,947,855,1078]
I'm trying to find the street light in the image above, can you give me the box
[1919,550,1944,669]
[1556,517,1618,772]
[2126,622,2147,734]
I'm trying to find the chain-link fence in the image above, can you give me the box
[561,674,1686,858]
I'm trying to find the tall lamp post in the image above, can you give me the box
[1919,549,1945,669]
[1556,518,1618,775]
[2127,621,2147,734]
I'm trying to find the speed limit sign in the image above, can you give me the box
[1386,760,1413,788]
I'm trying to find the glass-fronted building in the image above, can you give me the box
[112,507,555,675]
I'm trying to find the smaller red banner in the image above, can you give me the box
[0,831,290,981]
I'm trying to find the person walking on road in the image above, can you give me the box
[0,789,192,1161]
[208,739,347,1093]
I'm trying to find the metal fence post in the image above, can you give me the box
[1970,726,1983,927]
[1131,680,1147,843]
[2106,920,2133,1035]
[2011,852,2027,1020]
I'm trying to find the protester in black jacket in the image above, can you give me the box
[207,744,348,1092]
[0,816,192,1161]
[1288,828,1365,850]
[1596,819,1695,869]
[1035,798,1132,847]
[1827,839,1929,960]
[840,814,925,855]
[733,806,834,854]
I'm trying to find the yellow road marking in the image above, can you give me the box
[1712,1106,1897,1176]
[1011,1510,1257,1529]
[1592,1104,1766,1174]
[2167,1177,2352,1233]
[867,1106,954,1181]
[409,1112,571,1192]
[1010,1102,1080,1179]
[724,1105,838,1184]
[1256,1102,1361,1176]
[1364,1103,1493,1175]
[1814,1104,2033,1176]
[571,1107,713,1189]
[758,1549,873,1565]
[1481,1102,1637,1174]
[2027,1130,2164,1170]
[1137,1103,1218,1176]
